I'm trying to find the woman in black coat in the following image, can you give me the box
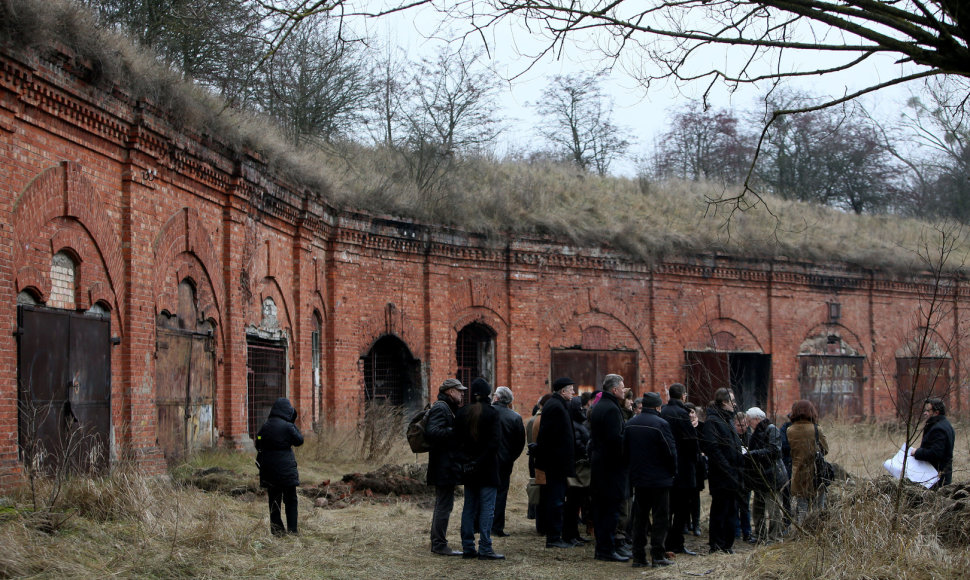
[454,378,504,560]
[255,397,304,536]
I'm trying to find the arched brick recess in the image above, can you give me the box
[153,207,224,320]
[12,162,126,324]
[798,323,866,356]
[685,317,764,352]
[255,277,293,335]
[894,327,951,358]
[15,265,48,302]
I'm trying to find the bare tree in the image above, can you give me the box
[890,79,970,222]
[256,20,372,145]
[755,93,898,213]
[535,72,631,175]
[650,103,753,183]
[398,47,502,193]
[365,44,410,147]
[87,0,264,104]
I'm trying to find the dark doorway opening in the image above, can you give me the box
[456,322,496,403]
[17,305,111,475]
[247,336,287,439]
[550,349,638,395]
[685,351,771,412]
[362,335,422,414]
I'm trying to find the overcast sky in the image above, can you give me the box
[361,3,919,177]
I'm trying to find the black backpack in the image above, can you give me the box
[407,401,449,453]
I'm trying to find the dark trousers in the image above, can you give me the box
[493,463,513,533]
[543,476,568,542]
[431,484,456,551]
[709,488,739,551]
[592,490,623,557]
[666,486,691,551]
[267,485,298,535]
[689,488,701,530]
[563,485,587,541]
[736,489,751,538]
[632,486,670,561]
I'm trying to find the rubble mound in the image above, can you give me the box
[303,463,434,509]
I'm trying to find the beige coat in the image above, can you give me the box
[787,420,829,498]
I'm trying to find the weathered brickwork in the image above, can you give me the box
[0,45,967,487]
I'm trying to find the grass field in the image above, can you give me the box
[0,419,967,579]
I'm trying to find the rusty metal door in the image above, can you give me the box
[247,336,287,438]
[156,328,216,462]
[798,355,865,418]
[896,357,949,423]
[684,351,730,409]
[550,349,638,395]
[17,306,111,474]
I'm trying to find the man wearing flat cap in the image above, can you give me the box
[624,391,677,568]
[427,378,467,556]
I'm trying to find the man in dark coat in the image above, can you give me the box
[455,378,505,560]
[427,378,467,556]
[700,387,743,554]
[535,376,576,549]
[255,397,304,536]
[491,385,526,537]
[589,374,631,562]
[660,383,699,556]
[911,397,956,488]
[625,392,677,568]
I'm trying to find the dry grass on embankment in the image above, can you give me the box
[0,419,968,579]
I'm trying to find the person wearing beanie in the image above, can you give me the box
[427,378,467,556]
[625,391,677,567]
[491,386,525,537]
[455,378,505,560]
[660,383,700,556]
[536,377,577,549]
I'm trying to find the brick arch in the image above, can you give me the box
[153,207,224,321]
[12,161,126,325]
[685,317,764,352]
[452,306,507,334]
[798,322,866,356]
[15,265,49,302]
[894,327,951,359]
[155,258,226,347]
[554,310,649,354]
[255,277,293,335]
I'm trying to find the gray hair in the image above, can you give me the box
[602,374,624,392]
[494,386,513,404]
[746,407,766,420]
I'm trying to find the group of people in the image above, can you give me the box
[249,378,955,565]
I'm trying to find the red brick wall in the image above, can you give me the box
[0,45,966,487]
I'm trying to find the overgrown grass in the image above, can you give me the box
[0,420,966,578]
[3,0,968,276]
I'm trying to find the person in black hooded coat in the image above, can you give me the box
[256,397,304,536]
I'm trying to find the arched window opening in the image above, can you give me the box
[456,322,496,401]
[362,335,421,412]
[311,311,323,426]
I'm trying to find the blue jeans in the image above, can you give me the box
[461,486,498,554]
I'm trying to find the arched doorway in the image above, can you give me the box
[456,322,496,401]
[156,279,217,463]
[797,332,865,418]
[363,335,422,414]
